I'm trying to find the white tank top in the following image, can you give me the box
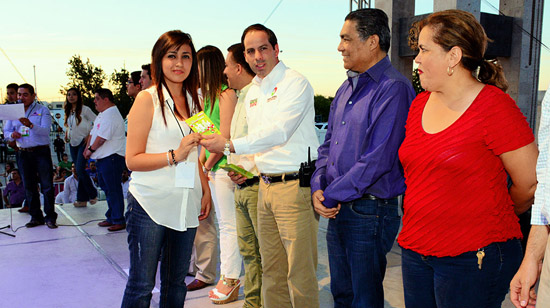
[129,86,202,231]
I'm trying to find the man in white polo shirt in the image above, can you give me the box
[202,24,320,308]
[84,88,126,232]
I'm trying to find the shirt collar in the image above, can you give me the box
[347,56,391,84]
[252,60,286,92]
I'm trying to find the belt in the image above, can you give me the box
[237,176,259,189]
[19,145,49,152]
[361,194,398,201]
[260,172,299,185]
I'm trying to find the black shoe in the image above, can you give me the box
[25,220,45,228]
[46,221,58,229]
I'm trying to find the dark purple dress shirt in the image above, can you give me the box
[4,180,25,205]
[311,57,415,208]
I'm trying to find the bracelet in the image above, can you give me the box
[166,151,171,166]
[169,149,178,166]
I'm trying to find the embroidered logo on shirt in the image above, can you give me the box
[249,99,258,107]
[267,96,277,102]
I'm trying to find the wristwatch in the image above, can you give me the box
[223,140,231,156]
[88,146,96,153]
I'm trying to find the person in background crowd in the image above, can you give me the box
[223,42,263,308]
[86,160,99,186]
[397,10,538,307]
[3,83,57,228]
[121,30,211,308]
[53,134,65,163]
[127,71,142,99]
[58,153,72,170]
[83,88,126,232]
[311,8,415,308]
[55,164,78,205]
[196,45,241,305]
[140,64,152,90]
[3,169,24,208]
[201,23,320,308]
[6,83,18,104]
[121,168,131,200]
[64,87,98,207]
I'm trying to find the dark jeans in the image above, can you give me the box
[19,146,57,223]
[69,140,97,202]
[327,197,400,308]
[96,154,125,224]
[121,193,197,308]
[401,239,522,308]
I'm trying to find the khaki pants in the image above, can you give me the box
[189,207,218,284]
[235,182,262,308]
[258,179,319,308]
[539,234,550,307]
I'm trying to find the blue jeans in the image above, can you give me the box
[327,197,400,308]
[19,146,57,223]
[121,193,197,308]
[96,154,125,224]
[69,140,97,202]
[401,239,522,308]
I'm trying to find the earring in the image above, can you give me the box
[447,66,454,76]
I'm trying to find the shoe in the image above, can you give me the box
[89,197,98,205]
[187,279,210,291]
[209,276,241,305]
[107,224,126,232]
[46,221,58,229]
[98,220,112,227]
[18,206,30,213]
[25,219,45,228]
[73,201,87,207]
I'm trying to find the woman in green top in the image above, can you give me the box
[197,45,240,304]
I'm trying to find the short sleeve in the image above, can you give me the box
[483,88,534,155]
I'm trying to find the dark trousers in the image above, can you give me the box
[327,197,400,308]
[69,141,97,202]
[96,154,125,224]
[19,146,57,223]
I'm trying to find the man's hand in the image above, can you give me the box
[510,258,540,308]
[199,134,226,154]
[199,187,212,221]
[19,117,32,127]
[228,169,247,185]
[10,132,21,140]
[83,148,92,159]
[312,190,340,219]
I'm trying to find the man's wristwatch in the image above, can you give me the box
[88,146,96,153]
[223,140,231,156]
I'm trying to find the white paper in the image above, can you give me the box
[175,161,196,188]
[0,104,25,120]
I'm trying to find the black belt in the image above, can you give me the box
[260,172,299,185]
[237,176,259,189]
[361,194,398,202]
[19,145,49,152]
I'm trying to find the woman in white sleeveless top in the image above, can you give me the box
[121,30,211,308]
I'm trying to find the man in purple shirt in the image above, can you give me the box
[310,8,415,308]
[3,169,25,208]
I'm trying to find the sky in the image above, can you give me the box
[0,0,548,104]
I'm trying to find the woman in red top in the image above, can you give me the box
[398,10,538,308]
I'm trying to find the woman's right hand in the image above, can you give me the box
[174,133,201,162]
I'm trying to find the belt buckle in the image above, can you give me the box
[261,175,271,185]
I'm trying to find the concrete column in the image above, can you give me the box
[499,0,543,129]
[433,0,481,19]
[376,0,415,81]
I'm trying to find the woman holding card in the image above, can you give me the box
[121,30,211,308]
[196,45,241,304]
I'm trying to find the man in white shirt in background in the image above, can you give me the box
[55,163,78,204]
[84,88,126,232]
[201,24,320,308]
[510,86,550,308]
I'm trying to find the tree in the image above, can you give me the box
[412,68,424,95]
[60,55,106,113]
[110,68,132,119]
[314,94,333,122]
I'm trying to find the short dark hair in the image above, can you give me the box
[227,43,255,76]
[11,168,19,174]
[130,71,141,85]
[345,8,391,53]
[141,64,151,77]
[7,83,18,92]
[18,83,35,95]
[95,88,114,102]
[241,24,278,49]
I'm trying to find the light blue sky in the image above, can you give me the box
[0,0,548,103]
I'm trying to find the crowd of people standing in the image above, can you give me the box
[3,7,550,308]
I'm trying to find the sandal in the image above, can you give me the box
[209,275,241,305]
